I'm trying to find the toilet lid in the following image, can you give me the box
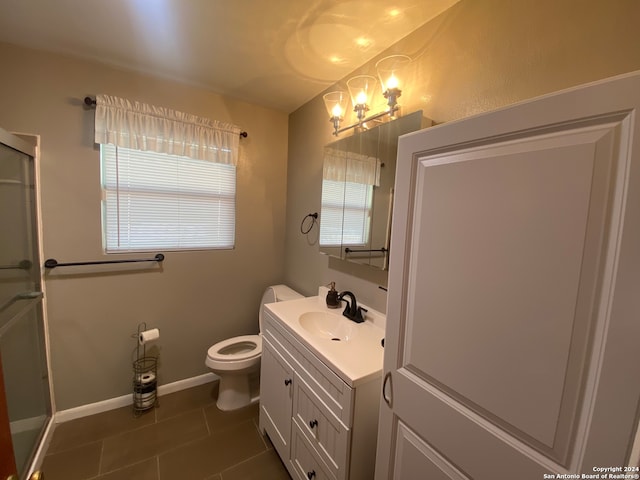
[207,335,262,362]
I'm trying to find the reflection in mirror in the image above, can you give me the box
[319,111,427,272]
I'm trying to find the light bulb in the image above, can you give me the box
[331,103,343,117]
[386,74,399,90]
[355,90,368,105]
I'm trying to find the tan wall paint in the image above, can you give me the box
[283,0,640,312]
[0,42,289,410]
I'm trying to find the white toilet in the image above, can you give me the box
[205,284,302,411]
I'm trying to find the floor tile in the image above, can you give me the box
[156,381,217,422]
[94,457,159,480]
[220,449,290,480]
[159,419,266,479]
[101,409,208,473]
[47,404,155,454]
[41,383,278,480]
[41,440,102,480]
[203,401,259,434]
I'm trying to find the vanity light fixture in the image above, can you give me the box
[324,55,412,136]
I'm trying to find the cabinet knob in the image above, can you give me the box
[284,378,292,386]
[309,419,318,428]
[307,470,316,479]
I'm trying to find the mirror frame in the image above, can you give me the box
[319,111,429,284]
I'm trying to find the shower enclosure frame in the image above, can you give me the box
[0,127,52,480]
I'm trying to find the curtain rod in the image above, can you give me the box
[83,97,248,138]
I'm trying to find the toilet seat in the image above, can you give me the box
[206,335,262,368]
[205,285,303,410]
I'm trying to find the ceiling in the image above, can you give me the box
[0,0,459,112]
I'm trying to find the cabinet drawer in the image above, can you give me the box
[263,311,354,423]
[293,377,349,480]
[291,421,336,480]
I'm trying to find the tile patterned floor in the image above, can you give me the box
[41,381,291,480]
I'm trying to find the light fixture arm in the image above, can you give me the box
[331,104,399,136]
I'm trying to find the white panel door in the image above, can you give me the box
[376,71,640,479]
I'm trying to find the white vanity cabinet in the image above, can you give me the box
[259,305,382,480]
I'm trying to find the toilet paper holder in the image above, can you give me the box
[132,322,159,415]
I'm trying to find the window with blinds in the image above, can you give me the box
[100,144,235,252]
[319,179,373,246]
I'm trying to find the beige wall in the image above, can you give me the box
[283,0,640,312]
[0,42,289,410]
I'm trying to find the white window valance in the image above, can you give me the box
[94,94,241,165]
[323,147,381,186]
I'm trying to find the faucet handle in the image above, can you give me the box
[354,306,367,323]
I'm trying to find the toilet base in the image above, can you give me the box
[216,373,254,411]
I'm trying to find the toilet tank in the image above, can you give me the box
[259,284,303,332]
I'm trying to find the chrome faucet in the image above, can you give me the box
[337,291,367,323]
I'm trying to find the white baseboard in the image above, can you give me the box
[54,372,218,424]
[10,415,47,435]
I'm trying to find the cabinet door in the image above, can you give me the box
[376,72,640,479]
[260,338,295,459]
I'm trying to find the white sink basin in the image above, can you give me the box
[265,293,385,386]
[298,311,357,342]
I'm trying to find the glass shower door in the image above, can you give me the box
[0,131,50,479]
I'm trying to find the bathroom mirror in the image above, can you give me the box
[319,111,426,271]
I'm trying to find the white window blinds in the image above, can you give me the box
[101,145,236,252]
[319,179,373,247]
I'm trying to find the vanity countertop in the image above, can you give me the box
[264,295,385,387]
